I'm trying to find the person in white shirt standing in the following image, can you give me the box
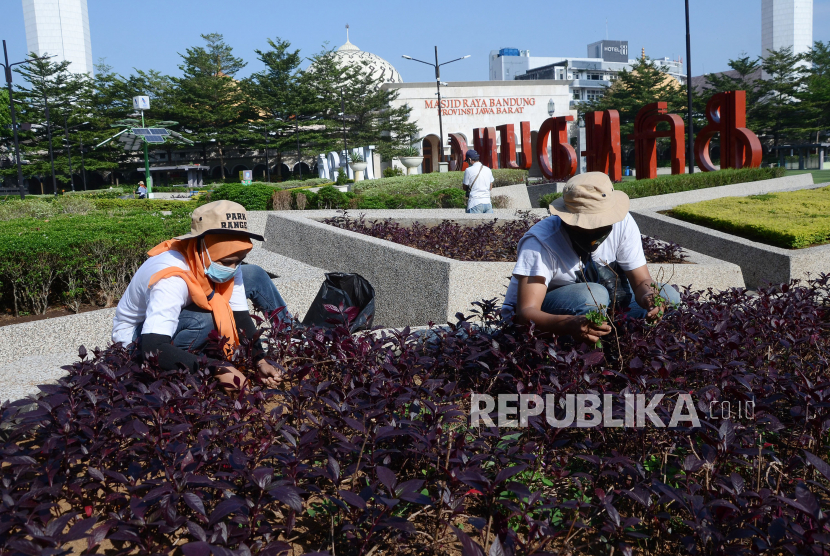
[503,172,681,345]
[462,149,495,214]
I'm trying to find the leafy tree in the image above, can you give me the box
[804,41,830,143]
[3,54,88,192]
[702,54,764,134]
[298,45,419,163]
[582,57,689,161]
[169,33,249,181]
[754,47,810,146]
[0,89,10,139]
[343,67,419,161]
[243,37,310,180]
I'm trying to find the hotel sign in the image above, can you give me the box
[424,97,537,116]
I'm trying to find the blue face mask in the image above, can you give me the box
[203,242,237,283]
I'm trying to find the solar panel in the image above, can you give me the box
[148,128,169,136]
[132,128,151,136]
[144,136,166,143]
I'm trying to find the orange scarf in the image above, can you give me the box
[147,235,252,356]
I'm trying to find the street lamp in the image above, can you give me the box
[1,41,54,199]
[685,0,695,174]
[402,49,470,163]
[547,99,556,117]
[340,88,348,170]
[62,119,89,192]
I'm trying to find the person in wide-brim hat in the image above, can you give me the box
[502,172,681,346]
[112,200,290,392]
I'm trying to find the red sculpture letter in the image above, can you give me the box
[473,127,498,168]
[631,102,685,180]
[497,124,518,169]
[449,133,469,171]
[496,122,533,170]
[583,110,622,182]
[536,116,577,181]
[517,121,532,169]
[694,90,761,172]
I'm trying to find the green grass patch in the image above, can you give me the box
[786,169,830,185]
[352,169,527,196]
[669,185,830,249]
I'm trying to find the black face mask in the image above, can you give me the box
[564,224,612,255]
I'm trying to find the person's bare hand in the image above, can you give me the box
[256,359,285,389]
[639,290,665,324]
[566,316,612,344]
[214,363,248,393]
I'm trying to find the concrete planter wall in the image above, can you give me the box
[263,210,744,328]
[629,173,825,289]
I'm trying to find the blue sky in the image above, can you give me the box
[2,0,829,83]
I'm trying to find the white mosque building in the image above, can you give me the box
[328,25,403,85]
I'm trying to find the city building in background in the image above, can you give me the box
[22,0,93,75]
[489,41,685,106]
[762,0,813,57]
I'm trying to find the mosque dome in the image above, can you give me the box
[330,26,403,84]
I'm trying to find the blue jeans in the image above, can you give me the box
[466,203,493,214]
[541,281,681,319]
[133,264,290,352]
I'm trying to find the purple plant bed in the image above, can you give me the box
[324,212,688,264]
[3,277,830,554]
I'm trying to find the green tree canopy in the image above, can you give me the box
[4,54,88,190]
[0,89,10,140]
[755,47,810,146]
[805,41,830,143]
[169,33,249,180]
[582,57,688,157]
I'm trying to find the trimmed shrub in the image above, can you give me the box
[209,183,279,211]
[91,198,200,214]
[538,191,563,209]
[353,168,527,196]
[3,277,830,554]
[324,213,687,263]
[616,167,786,199]
[669,185,830,248]
[0,212,190,315]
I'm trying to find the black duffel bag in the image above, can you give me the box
[302,272,375,332]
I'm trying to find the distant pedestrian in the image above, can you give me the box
[462,150,495,214]
[136,181,147,199]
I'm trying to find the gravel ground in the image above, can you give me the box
[0,210,327,404]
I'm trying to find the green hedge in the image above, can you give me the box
[209,183,279,211]
[352,169,527,196]
[537,168,787,209]
[0,211,191,316]
[669,185,830,249]
[616,167,785,199]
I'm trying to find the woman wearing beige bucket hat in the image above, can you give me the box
[502,172,680,345]
[112,200,290,392]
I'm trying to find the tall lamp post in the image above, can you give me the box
[62,118,88,192]
[1,41,53,199]
[402,48,470,162]
[340,88,347,171]
[43,92,58,195]
[685,0,695,174]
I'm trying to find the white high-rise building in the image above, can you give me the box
[22,0,93,76]
[761,0,813,58]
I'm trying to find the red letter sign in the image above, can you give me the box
[497,124,518,169]
[473,127,498,168]
[449,133,469,171]
[631,102,685,180]
[694,90,761,172]
[583,110,622,182]
[536,116,577,181]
